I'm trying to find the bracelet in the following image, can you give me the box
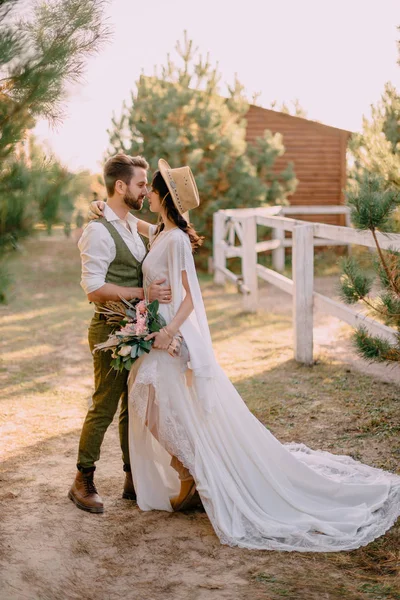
[161,327,174,340]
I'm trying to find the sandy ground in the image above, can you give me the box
[0,235,399,600]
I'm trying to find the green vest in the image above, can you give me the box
[93,217,147,289]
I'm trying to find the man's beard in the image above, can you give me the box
[124,190,144,210]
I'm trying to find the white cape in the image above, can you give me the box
[128,227,400,552]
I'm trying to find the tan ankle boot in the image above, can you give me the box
[68,470,104,514]
[122,471,136,501]
[169,457,201,512]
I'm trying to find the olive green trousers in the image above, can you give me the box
[77,314,130,470]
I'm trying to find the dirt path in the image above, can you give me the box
[0,233,399,600]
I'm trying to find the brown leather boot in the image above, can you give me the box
[122,471,136,501]
[170,476,199,511]
[68,470,104,514]
[169,456,203,512]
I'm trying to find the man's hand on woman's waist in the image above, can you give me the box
[148,279,172,303]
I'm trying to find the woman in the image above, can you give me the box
[92,159,400,552]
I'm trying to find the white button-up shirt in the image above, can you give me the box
[78,204,147,295]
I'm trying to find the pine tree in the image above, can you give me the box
[27,138,75,234]
[0,0,109,301]
[0,0,110,161]
[348,83,400,192]
[339,28,400,360]
[107,33,297,255]
[339,173,400,363]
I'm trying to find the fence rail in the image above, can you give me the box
[213,206,400,365]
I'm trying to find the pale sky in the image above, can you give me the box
[34,0,400,173]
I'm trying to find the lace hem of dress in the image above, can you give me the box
[130,366,400,553]
[210,444,400,552]
[130,359,195,465]
[210,483,400,552]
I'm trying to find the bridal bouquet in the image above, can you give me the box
[94,298,167,372]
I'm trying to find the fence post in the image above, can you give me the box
[272,227,285,272]
[242,216,258,312]
[292,223,314,365]
[213,211,226,285]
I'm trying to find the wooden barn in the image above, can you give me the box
[245,105,351,226]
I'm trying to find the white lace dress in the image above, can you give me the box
[127,227,400,552]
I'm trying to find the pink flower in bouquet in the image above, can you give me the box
[134,314,147,335]
[136,300,147,316]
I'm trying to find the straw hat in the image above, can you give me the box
[158,159,200,217]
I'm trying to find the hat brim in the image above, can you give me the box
[158,158,171,175]
[158,158,199,216]
[158,159,177,211]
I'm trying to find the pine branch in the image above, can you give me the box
[376,248,400,294]
[371,227,400,296]
[377,291,400,329]
[0,0,111,152]
[339,256,374,304]
[354,327,400,363]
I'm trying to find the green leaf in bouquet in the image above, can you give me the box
[147,300,159,317]
[139,340,152,351]
[149,321,161,332]
[137,347,145,357]
[126,309,136,319]
[156,314,167,327]
[130,344,139,358]
[124,358,133,371]
[110,357,124,372]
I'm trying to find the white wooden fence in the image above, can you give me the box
[213,206,400,365]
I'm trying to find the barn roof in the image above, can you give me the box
[247,104,353,136]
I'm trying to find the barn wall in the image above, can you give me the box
[245,105,351,225]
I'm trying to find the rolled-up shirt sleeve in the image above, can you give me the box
[78,223,115,295]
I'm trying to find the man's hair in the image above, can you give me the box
[103,154,149,196]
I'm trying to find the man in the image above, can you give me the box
[69,154,171,514]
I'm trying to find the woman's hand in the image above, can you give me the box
[88,200,106,220]
[145,328,173,350]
